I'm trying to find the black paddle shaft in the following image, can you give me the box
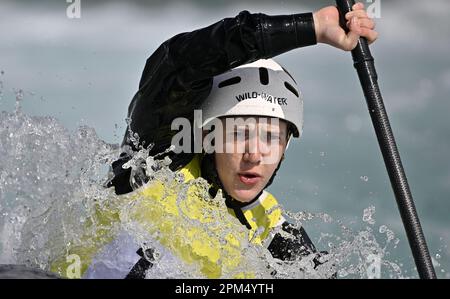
[335,0,436,279]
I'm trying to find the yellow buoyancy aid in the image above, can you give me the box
[51,154,284,278]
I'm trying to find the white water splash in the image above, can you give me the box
[0,90,412,279]
[282,208,404,279]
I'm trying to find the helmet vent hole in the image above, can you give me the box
[282,66,297,84]
[218,76,241,88]
[259,67,269,85]
[284,82,299,97]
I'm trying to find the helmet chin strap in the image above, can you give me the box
[264,153,285,189]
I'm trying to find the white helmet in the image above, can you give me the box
[198,59,303,139]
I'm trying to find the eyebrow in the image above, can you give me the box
[229,124,286,134]
[259,127,285,133]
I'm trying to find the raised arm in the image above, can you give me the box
[125,11,316,150]
[110,11,317,194]
[111,5,376,195]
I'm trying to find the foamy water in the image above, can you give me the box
[0,90,429,279]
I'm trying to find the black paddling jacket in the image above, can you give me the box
[107,10,332,277]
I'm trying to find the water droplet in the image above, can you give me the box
[379,225,387,233]
[386,230,395,241]
[16,89,24,101]
[360,175,369,182]
[320,151,326,157]
[436,254,441,260]
[362,206,376,225]
[322,214,333,223]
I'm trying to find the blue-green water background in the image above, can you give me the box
[1,0,449,278]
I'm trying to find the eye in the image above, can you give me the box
[266,132,281,143]
[234,130,246,138]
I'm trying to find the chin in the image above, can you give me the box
[232,189,260,203]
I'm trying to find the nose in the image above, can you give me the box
[243,151,262,164]
[242,136,268,164]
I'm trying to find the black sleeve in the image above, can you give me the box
[268,222,336,278]
[109,10,317,195]
[268,222,318,260]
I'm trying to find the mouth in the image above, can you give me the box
[238,172,262,185]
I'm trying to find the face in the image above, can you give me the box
[213,117,288,203]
